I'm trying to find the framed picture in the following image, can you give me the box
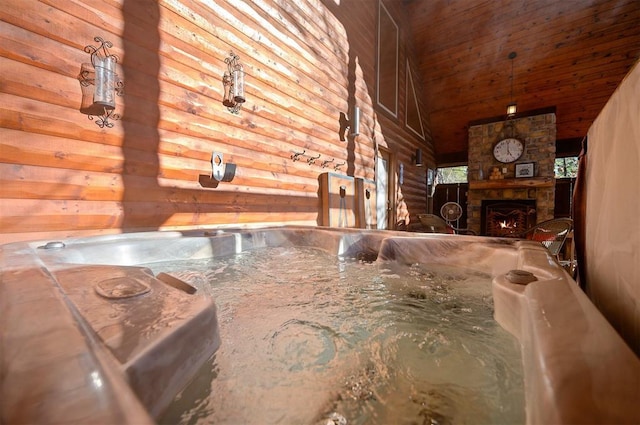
[515,162,535,178]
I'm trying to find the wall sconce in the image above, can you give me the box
[338,106,360,141]
[77,37,124,128]
[349,106,360,136]
[222,52,245,114]
[412,148,424,167]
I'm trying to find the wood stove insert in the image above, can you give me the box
[481,200,536,237]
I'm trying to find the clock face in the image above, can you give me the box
[493,138,524,163]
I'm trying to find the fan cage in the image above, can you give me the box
[440,202,463,222]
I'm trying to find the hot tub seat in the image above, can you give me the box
[0,238,220,423]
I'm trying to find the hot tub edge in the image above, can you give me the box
[492,249,640,425]
[3,227,638,424]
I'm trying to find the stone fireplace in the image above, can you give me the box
[467,113,556,235]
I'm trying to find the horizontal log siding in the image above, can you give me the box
[0,0,433,243]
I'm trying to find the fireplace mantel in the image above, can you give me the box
[469,177,554,190]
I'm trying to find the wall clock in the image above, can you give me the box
[493,138,524,163]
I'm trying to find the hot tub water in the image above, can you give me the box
[4,228,636,424]
[150,247,524,425]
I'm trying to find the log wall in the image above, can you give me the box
[0,0,434,244]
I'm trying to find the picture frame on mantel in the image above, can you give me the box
[515,162,535,178]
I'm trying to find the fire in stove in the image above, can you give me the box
[499,219,518,230]
[490,212,525,236]
[483,203,537,236]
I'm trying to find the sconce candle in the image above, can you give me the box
[79,63,104,116]
[93,56,116,110]
[232,67,245,104]
[222,72,234,107]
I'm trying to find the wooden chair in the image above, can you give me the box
[516,218,573,259]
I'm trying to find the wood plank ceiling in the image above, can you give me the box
[404,0,640,165]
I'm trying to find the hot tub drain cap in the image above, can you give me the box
[95,277,151,299]
[505,269,537,285]
[40,241,65,250]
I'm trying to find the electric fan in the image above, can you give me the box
[440,201,463,224]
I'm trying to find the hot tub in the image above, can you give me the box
[0,227,638,424]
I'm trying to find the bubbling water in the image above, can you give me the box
[153,247,524,425]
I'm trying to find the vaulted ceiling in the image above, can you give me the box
[404,0,640,165]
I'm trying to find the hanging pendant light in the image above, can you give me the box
[506,51,517,117]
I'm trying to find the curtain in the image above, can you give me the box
[572,136,588,290]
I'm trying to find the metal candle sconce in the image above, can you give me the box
[412,148,424,167]
[222,52,245,114]
[77,37,124,128]
[349,106,360,136]
[338,106,360,141]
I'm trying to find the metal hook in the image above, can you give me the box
[307,153,321,165]
[334,161,346,171]
[291,149,306,161]
[321,158,335,168]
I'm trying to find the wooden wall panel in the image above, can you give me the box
[0,0,433,243]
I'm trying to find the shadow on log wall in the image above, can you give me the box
[0,0,433,243]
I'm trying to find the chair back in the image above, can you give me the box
[417,214,455,234]
[525,218,573,256]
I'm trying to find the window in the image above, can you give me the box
[405,61,425,139]
[376,1,398,117]
[554,157,578,178]
[436,166,468,184]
